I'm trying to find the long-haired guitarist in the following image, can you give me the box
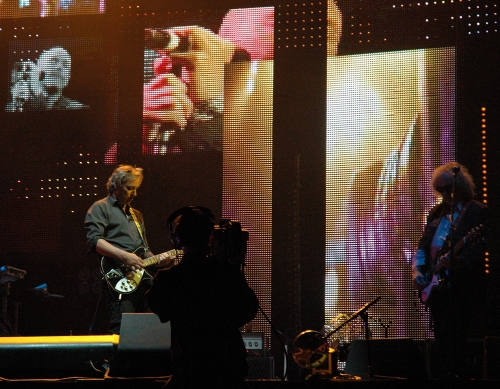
[411,162,489,379]
[85,165,171,334]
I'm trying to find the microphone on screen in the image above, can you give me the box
[145,29,189,78]
[145,29,190,52]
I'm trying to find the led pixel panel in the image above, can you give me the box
[0,0,105,19]
[142,6,273,155]
[141,5,274,343]
[325,47,455,341]
[5,36,105,112]
[222,6,274,348]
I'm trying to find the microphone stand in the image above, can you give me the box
[324,297,381,379]
[447,166,460,262]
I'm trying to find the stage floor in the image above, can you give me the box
[0,377,500,389]
[1,334,500,388]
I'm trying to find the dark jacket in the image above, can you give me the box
[146,253,259,388]
[416,199,489,293]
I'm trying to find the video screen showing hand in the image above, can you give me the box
[143,25,240,154]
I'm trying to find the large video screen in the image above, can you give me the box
[4,36,105,112]
[141,5,274,341]
[0,34,112,257]
[143,6,273,154]
[325,47,455,342]
[222,7,274,343]
[0,0,104,18]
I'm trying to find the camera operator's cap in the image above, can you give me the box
[167,206,215,249]
[167,206,214,231]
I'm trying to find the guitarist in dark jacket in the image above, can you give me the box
[412,162,489,379]
[85,165,171,334]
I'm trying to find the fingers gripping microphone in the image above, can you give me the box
[145,29,189,52]
[145,29,189,78]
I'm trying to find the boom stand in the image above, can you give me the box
[324,297,381,379]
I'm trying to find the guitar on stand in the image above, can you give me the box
[101,247,181,294]
[291,297,381,380]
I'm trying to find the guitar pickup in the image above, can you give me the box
[104,268,124,279]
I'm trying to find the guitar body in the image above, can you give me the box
[419,225,483,306]
[419,272,445,305]
[101,247,179,294]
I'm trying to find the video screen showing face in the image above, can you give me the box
[5,37,105,112]
[0,0,104,19]
[325,47,456,341]
[142,6,274,154]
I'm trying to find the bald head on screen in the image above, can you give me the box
[6,46,89,111]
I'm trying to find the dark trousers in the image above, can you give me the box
[103,280,153,334]
[429,286,474,378]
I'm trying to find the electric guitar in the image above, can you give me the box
[101,247,181,294]
[419,225,483,305]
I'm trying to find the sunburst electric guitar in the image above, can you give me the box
[419,225,483,305]
[101,247,181,294]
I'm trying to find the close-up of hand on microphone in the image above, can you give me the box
[10,80,32,111]
[153,26,236,103]
[143,71,193,128]
[8,60,37,111]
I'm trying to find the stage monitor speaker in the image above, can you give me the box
[112,313,172,377]
[118,312,171,352]
[344,338,427,380]
[0,335,117,379]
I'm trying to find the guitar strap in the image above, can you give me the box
[129,207,147,249]
[445,199,473,263]
[433,200,473,260]
[449,199,473,231]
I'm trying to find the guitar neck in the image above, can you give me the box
[142,249,181,268]
[453,237,467,256]
[431,225,481,272]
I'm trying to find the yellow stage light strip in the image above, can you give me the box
[0,335,119,345]
[481,106,489,276]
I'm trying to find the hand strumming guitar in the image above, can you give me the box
[118,251,145,271]
[96,238,145,271]
[434,252,451,270]
[413,252,451,290]
[412,265,428,290]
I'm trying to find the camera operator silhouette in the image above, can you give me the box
[146,206,258,389]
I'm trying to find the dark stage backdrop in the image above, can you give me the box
[0,0,498,378]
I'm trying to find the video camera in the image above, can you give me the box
[211,219,249,267]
